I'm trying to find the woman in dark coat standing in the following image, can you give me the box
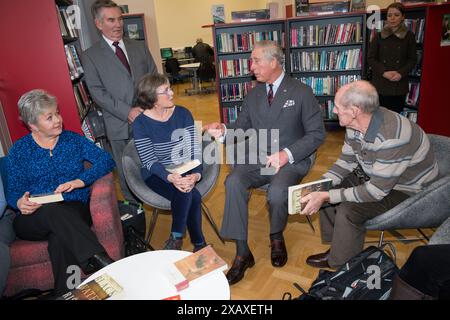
[367,2,417,113]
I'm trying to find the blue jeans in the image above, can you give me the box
[144,175,204,245]
[0,210,16,296]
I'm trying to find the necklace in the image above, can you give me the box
[32,132,58,157]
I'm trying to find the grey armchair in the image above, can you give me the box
[364,134,450,246]
[429,217,450,245]
[122,137,224,248]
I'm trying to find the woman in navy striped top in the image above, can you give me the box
[132,74,206,251]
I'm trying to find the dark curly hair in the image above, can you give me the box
[135,73,169,110]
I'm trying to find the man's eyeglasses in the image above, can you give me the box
[156,87,173,95]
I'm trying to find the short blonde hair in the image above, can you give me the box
[18,89,57,125]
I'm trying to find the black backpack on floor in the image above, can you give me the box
[283,245,398,300]
[118,201,148,256]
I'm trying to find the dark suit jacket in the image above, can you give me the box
[82,37,157,140]
[226,75,326,175]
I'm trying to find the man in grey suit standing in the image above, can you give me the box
[204,40,325,285]
[82,0,157,202]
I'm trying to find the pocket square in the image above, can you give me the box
[282,100,295,108]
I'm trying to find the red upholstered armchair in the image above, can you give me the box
[4,172,124,297]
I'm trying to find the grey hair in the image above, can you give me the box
[253,40,284,66]
[18,89,57,125]
[92,0,119,20]
[340,81,379,114]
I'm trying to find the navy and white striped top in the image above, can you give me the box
[132,106,202,183]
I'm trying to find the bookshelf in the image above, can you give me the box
[287,12,366,122]
[213,19,286,124]
[0,0,84,142]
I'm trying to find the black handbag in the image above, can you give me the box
[84,107,106,140]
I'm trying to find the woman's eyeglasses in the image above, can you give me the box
[156,87,173,95]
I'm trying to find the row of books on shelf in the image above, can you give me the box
[290,22,362,47]
[406,82,420,107]
[405,18,425,44]
[64,44,83,80]
[319,100,338,121]
[409,49,422,77]
[400,108,418,123]
[220,81,254,102]
[56,5,80,38]
[216,31,284,53]
[222,105,242,124]
[73,81,92,119]
[370,18,425,44]
[218,58,252,78]
[290,48,362,72]
[297,74,361,96]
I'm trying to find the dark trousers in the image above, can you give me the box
[379,95,406,114]
[399,244,450,299]
[0,211,15,296]
[13,202,105,295]
[220,163,305,241]
[319,173,410,268]
[144,175,204,244]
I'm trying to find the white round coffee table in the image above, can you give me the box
[81,250,230,300]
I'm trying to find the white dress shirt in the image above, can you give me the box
[102,35,130,62]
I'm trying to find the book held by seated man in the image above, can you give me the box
[288,178,332,215]
[57,274,123,300]
[29,192,64,204]
[166,159,201,175]
[163,245,228,292]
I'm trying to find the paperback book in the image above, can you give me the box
[164,245,227,291]
[57,274,123,300]
[175,245,228,282]
[166,159,201,175]
[288,178,332,214]
[29,192,64,204]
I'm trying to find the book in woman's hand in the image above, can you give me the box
[166,159,201,175]
[29,192,64,204]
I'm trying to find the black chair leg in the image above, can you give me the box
[145,208,159,248]
[417,228,430,242]
[128,227,155,251]
[201,202,225,244]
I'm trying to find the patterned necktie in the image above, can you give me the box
[113,41,131,74]
[268,84,274,106]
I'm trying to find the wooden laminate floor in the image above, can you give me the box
[116,82,431,300]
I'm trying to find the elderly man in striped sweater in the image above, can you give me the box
[301,80,439,269]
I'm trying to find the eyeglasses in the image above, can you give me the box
[156,87,173,95]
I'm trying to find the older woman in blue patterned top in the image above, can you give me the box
[6,89,116,295]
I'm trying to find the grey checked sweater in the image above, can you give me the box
[324,107,439,204]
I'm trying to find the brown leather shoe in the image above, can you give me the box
[226,252,255,285]
[270,239,288,267]
[306,249,330,268]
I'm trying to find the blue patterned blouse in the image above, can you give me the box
[6,130,115,211]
